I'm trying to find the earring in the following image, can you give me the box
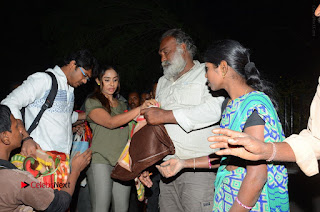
[222,67,227,78]
[222,71,227,78]
[97,83,100,86]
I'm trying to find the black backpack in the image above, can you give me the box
[26,72,58,134]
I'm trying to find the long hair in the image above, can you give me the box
[88,65,120,113]
[204,39,278,110]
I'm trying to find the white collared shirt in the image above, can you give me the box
[2,66,78,154]
[156,61,224,160]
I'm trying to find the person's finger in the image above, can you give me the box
[83,152,91,161]
[214,148,235,156]
[148,99,158,106]
[145,100,152,106]
[208,135,230,143]
[138,175,145,183]
[139,175,152,188]
[140,108,148,115]
[27,148,35,157]
[74,152,80,158]
[36,143,42,150]
[82,148,91,156]
[209,142,229,149]
[142,171,149,176]
[212,128,246,138]
[20,149,27,156]
[227,137,249,146]
[159,160,170,167]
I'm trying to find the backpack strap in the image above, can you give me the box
[27,72,58,134]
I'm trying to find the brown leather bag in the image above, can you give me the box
[111,124,175,181]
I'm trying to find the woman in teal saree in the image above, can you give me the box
[204,40,289,212]
[153,39,289,211]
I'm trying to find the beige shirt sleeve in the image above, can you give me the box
[285,77,320,176]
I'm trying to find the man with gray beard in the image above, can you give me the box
[140,29,224,212]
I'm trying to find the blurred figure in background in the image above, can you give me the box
[128,91,141,110]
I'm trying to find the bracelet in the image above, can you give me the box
[21,136,33,143]
[266,142,276,162]
[208,156,212,169]
[235,197,253,209]
[193,158,196,170]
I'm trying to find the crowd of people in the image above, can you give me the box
[0,4,319,212]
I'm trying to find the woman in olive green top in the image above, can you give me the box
[85,65,155,212]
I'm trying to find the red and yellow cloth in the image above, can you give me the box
[11,150,70,190]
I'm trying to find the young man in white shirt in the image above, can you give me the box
[1,49,98,156]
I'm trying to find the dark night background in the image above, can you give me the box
[1,0,320,210]
[2,0,319,134]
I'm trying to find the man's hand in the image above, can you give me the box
[72,123,85,135]
[21,139,42,156]
[140,108,176,125]
[71,148,92,173]
[208,128,270,161]
[138,171,153,188]
[156,158,185,178]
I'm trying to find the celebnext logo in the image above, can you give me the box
[21,181,30,188]
[20,181,70,189]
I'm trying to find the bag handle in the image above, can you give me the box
[27,72,58,134]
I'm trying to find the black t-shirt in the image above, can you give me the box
[221,98,265,129]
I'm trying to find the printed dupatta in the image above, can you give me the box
[213,91,289,212]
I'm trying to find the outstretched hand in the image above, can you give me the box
[208,128,269,161]
[156,158,185,178]
[139,171,153,188]
[71,148,92,173]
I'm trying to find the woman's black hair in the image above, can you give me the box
[0,104,12,133]
[89,65,120,113]
[204,39,278,110]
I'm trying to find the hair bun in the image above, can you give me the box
[244,62,255,72]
